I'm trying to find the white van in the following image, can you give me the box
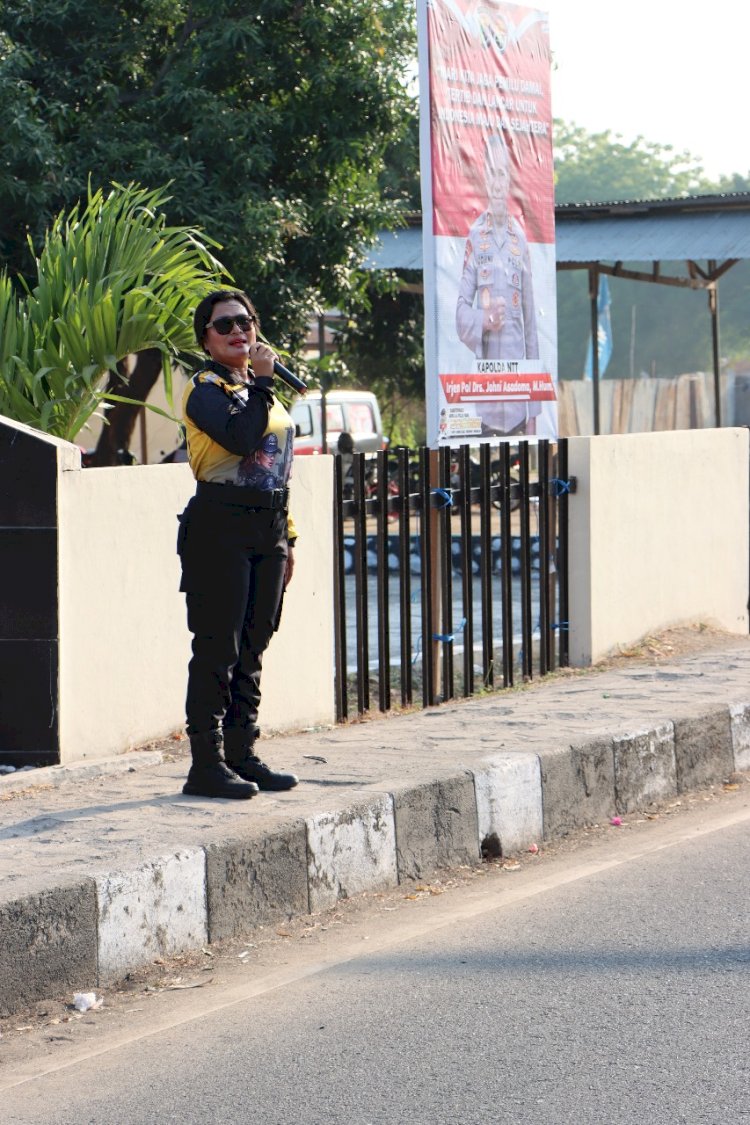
[290,390,387,456]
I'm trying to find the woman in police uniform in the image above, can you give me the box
[177,289,299,799]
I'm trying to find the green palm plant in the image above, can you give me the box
[0,181,227,441]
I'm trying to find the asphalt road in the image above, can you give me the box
[3,793,749,1124]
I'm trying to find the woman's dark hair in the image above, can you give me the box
[193,290,260,352]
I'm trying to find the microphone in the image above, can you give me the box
[273,360,307,394]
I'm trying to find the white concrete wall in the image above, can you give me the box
[57,456,335,763]
[567,428,749,666]
[7,417,748,763]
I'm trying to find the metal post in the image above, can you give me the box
[557,439,571,669]
[438,446,454,701]
[518,441,533,680]
[538,440,551,676]
[333,455,348,720]
[397,447,413,707]
[458,444,474,697]
[429,448,442,701]
[499,442,514,687]
[318,315,328,452]
[479,444,494,687]
[353,453,369,715]
[589,266,601,436]
[419,448,435,707]
[376,449,391,712]
[708,271,722,427]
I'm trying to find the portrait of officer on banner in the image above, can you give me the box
[455,132,541,437]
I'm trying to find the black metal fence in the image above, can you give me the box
[333,439,575,721]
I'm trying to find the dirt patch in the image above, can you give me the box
[523,623,750,694]
[593,622,750,669]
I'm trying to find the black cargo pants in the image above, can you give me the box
[177,493,288,740]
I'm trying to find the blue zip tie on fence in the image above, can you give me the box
[433,616,467,643]
[519,619,569,664]
[550,477,573,496]
[432,487,454,509]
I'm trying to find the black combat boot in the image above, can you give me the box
[183,731,259,799]
[223,728,299,792]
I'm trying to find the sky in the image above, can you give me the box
[544,0,749,180]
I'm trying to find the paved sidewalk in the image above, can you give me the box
[1,634,749,1017]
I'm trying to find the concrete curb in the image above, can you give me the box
[1,700,748,1018]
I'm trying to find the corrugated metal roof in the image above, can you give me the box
[363,227,424,271]
[364,194,750,269]
[554,191,750,214]
[556,209,750,263]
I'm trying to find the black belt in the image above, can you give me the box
[196,481,289,510]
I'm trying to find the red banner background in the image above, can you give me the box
[428,0,554,244]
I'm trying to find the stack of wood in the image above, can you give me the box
[556,372,731,436]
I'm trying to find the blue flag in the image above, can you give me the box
[583,275,613,380]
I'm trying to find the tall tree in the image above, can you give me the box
[553,122,713,204]
[0,0,416,350]
[334,102,427,441]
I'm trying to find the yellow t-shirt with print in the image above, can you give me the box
[182,368,298,540]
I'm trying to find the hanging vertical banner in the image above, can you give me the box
[417,0,557,445]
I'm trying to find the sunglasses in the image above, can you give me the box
[206,314,256,335]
